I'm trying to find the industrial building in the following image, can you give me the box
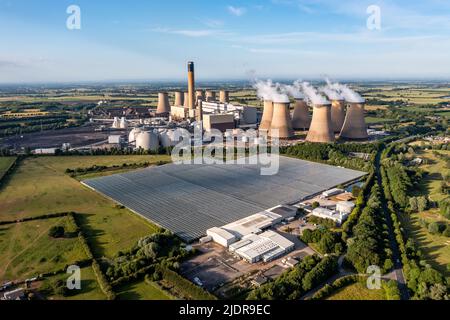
[83,156,366,242]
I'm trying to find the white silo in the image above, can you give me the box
[128,128,142,143]
[159,129,177,148]
[112,117,120,129]
[136,131,160,151]
[119,117,128,129]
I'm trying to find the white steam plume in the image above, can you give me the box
[300,82,330,105]
[253,79,289,103]
[279,81,305,100]
[325,78,365,103]
[320,78,344,101]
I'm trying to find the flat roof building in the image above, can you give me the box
[206,227,237,247]
[336,201,356,215]
[311,207,348,226]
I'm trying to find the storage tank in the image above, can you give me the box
[136,131,160,151]
[128,128,142,143]
[159,130,177,148]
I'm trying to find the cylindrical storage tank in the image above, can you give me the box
[136,131,160,151]
[259,100,274,132]
[174,91,184,107]
[270,102,294,139]
[183,92,189,108]
[157,92,170,115]
[159,130,177,148]
[340,103,369,140]
[291,99,311,130]
[206,90,216,102]
[306,104,335,143]
[219,90,230,103]
[128,128,142,143]
[331,100,346,133]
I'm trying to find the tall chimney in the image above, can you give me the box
[206,90,216,102]
[270,101,294,139]
[219,90,230,103]
[174,91,184,107]
[306,103,335,143]
[156,92,170,115]
[340,102,368,140]
[183,92,189,108]
[291,99,311,130]
[331,100,346,133]
[188,62,195,109]
[259,100,274,132]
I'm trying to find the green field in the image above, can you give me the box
[405,149,450,275]
[326,282,386,300]
[0,157,16,178]
[0,156,170,259]
[117,280,174,300]
[41,266,106,300]
[0,216,87,280]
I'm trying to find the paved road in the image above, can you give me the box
[375,148,410,300]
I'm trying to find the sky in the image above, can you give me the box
[1,0,450,83]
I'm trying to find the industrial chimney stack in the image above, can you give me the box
[340,102,368,140]
[188,62,195,109]
[259,100,274,133]
[219,90,230,103]
[306,103,335,143]
[270,101,294,139]
[291,99,311,130]
[156,92,170,115]
[331,100,346,133]
[174,91,184,107]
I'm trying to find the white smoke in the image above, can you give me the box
[320,79,344,101]
[300,82,330,105]
[253,79,289,103]
[279,82,305,100]
[325,78,365,103]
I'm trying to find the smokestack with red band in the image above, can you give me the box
[270,101,294,139]
[306,103,335,143]
[188,62,195,109]
[340,102,368,140]
[291,99,311,130]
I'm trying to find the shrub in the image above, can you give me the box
[427,222,440,235]
[48,226,65,238]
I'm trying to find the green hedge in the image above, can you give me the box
[310,275,362,300]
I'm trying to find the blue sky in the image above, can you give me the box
[1,0,450,83]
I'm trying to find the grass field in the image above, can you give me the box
[405,149,450,276]
[41,266,106,300]
[0,216,87,280]
[0,157,16,178]
[0,155,170,259]
[117,280,174,300]
[326,282,386,300]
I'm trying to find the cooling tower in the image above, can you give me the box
[188,62,195,109]
[340,103,369,140]
[206,90,216,102]
[183,92,189,108]
[219,90,230,103]
[270,102,294,139]
[156,92,170,114]
[196,90,205,103]
[331,100,346,133]
[174,91,184,107]
[291,99,311,130]
[306,104,335,143]
[259,100,274,132]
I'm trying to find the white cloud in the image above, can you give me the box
[227,6,246,17]
[152,27,226,37]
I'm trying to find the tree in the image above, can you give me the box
[312,202,320,209]
[427,222,440,235]
[409,197,418,212]
[417,197,428,212]
[48,226,65,238]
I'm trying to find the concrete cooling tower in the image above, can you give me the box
[183,92,189,108]
[340,103,369,140]
[156,92,170,115]
[331,100,346,133]
[291,99,311,130]
[136,131,160,151]
[219,90,230,103]
[188,62,195,109]
[174,91,184,107]
[259,100,274,132]
[306,104,335,143]
[270,102,294,139]
[206,90,216,102]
